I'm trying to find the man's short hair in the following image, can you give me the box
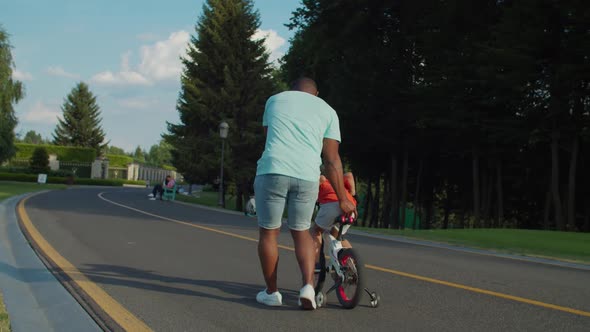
[289,77,318,92]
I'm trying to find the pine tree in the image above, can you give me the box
[53,82,107,154]
[165,0,276,209]
[0,26,24,163]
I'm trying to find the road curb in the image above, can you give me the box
[0,194,101,332]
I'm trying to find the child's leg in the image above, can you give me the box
[311,224,325,264]
[329,226,352,248]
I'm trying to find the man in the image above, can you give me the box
[254,77,356,310]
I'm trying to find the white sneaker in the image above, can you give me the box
[148,193,154,197]
[256,289,282,306]
[149,197,156,200]
[298,284,316,310]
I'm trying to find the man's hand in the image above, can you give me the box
[339,198,357,218]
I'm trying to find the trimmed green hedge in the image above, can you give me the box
[15,143,96,162]
[106,154,134,167]
[0,173,145,187]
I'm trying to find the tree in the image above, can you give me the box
[30,146,49,173]
[165,0,276,209]
[145,140,172,167]
[53,82,107,154]
[133,146,145,163]
[21,130,45,144]
[0,26,24,163]
[104,145,126,155]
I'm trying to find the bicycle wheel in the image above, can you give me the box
[335,248,364,309]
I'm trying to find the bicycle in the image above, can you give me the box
[313,214,380,309]
[244,195,256,217]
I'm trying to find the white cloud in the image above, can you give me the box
[22,102,61,124]
[46,66,79,79]
[91,31,190,86]
[138,30,190,81]
[13,69,33,81]
[252,29,286,63]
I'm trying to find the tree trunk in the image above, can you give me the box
[371,177,381,228]
[413,158,424,230]
[543,180,552,230]
[361,180,372,227]
[472,146,480,227]
[567,136,579,230]
[484,169,493,228]
[236,183,244,212]
[443,186,451,229]
[551,130,564,230]
[390,153,399,229]
[584,199,590,232]
[496,160,504,227]
[400,147,409,229]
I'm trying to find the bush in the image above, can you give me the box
[106,154,134,167]
[30,147,50,173]
[0,172,145,187]
[15,143,96,162]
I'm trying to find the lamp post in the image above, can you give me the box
[218,121,229,207]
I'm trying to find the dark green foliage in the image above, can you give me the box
[283,0,590,231]
[53,82,107,154]
[15,143,96,162]
[165,0,277,209]
[30,147,50,173]
[0,26,24,163]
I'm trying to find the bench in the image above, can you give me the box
[162,185,177,201]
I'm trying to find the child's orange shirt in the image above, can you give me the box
[318,178,356,205]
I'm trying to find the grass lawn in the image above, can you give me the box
[355,226,590,264]
[0,181,67,202]
[176,191,237,211]
[0,292,10,332]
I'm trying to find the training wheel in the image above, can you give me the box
[315,292,325,308]
[369,292,380,308]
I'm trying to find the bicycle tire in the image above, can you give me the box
[314,237,326,295]
[335,248,364,309]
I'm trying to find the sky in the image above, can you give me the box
[1,0,301,152]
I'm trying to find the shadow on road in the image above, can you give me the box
[73,263,301,311]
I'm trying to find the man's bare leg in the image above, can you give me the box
[291,229,315,286]
[258,227,281,293]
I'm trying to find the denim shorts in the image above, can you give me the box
[254,174,319,231]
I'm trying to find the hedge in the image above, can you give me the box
[0,173,145,187]
[106,154,134,167]
[15,143,96,162]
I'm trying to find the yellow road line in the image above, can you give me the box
[100,193,590,318]
[18,196,152,332]
[365,264,590,317]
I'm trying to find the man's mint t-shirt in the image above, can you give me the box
[256,91,341,182]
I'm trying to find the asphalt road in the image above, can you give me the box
[20,187,590,331]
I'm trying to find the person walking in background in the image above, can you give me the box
[254,77,356,310]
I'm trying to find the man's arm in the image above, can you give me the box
[322,138,356,216]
